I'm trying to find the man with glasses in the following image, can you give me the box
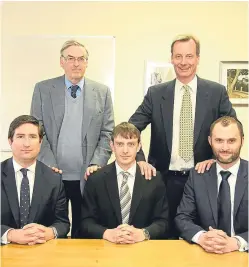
[31,40,114,238]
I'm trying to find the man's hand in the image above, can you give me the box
[103,228,121,243]
[7,227,46,245]
[195,159,216,174]
[84,165,101,180]
[51,167,63,174]
[116,225,145,244]
[137,161,156,180]
[23,223,55,245]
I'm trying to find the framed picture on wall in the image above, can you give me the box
[220,61,249,105]
[144,61,176,95]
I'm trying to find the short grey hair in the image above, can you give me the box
[60,40,89,59]
[171,34,200,56]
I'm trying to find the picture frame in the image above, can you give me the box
[219,61,248,105]
[144,61,175,95]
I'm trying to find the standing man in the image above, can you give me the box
[175,117,248,253]
[31,40,114,238]
[1,115,70,245]
[80,122,168,243]
[129,34,236,238]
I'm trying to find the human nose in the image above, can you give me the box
[221,141,229,150]
[73,58,80,66]
[23,137,31,147]
[123,145,128,153]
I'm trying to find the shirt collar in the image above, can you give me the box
[216,158,241,177]
[12,158,36,174]
[65,76,84,91]
[115,161,137,178]
[175,75,197,93]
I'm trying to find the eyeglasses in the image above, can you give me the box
[62,55,88,64]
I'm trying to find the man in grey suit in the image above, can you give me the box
[129,34,236,238]
[31,40,114,238]
[175,116,248,253]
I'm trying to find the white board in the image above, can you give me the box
[0,35,115,151]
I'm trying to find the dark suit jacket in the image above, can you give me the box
[175,160,248,243]
[1,158,70,238]
[129,77,236,172]
[80,162,168,239]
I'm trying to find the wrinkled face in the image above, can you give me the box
[208,123,243,166]
[60,45,88,83]
[110,135,141,170]
[171,39,199,83]
[9,123,42,166]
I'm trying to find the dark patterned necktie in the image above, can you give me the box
[20,168,30,228]
[120,172,131,224]
[218,171,231,236]
[71,85,79,99]
[179,85,193,162]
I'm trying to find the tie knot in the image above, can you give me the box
[121,171,129,182]
[220,171,231,181]
[20,168,28,177]
[70,85,79,98]
[182,85,191,91]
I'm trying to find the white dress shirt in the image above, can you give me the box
[115,162,136,199]
[1,159,36,244]
[192,159,248,251]
[169,76,197,171]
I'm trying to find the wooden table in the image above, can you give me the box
[1,239,248,267]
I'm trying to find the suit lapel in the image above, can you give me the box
[194,77,209,146]
[205,164,218,225]
[234,160,248,218]
[129,165,143,223]
[161,80,175,153]
[82,78,95,141]
[28,162,44,223]
[50,75,65,132]
[104,163,122,224]
[2,159,20,226]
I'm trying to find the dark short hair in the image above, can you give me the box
[111,122,141,143]
[171,34,200,56]
[8,115,44,141]
[209,116,244,138]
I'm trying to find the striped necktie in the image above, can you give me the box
[120,172,131,224]
[179,85,194,162]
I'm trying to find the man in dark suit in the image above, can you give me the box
[175,116,248,253]
[129,34,236,238]
[1,115,70,245]
[80,122,168,243]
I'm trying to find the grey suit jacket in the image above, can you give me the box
[175,160,248,243]
[129,76,236,172]
[31,75,114,192]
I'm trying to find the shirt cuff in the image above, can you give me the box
[50,227,58,239]
[1,229,14,244]
[234,236,248,252]
[192,230,206,244]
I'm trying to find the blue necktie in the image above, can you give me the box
[20,168,30,228]
[218,171,231,236]
[71,85,79,99]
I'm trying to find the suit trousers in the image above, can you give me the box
[63,180,82,238]
[163,172,189,239]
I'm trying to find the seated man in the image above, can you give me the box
[80,122,168,243]
[1,115,70,245]
[175,116,248,253]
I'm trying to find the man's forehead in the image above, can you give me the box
[64,45,86,55]
[114,135,138,142]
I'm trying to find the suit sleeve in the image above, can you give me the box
[175,170,204,243]
[219,86,236,118]
[129,87,153,162]
[80,176,107,238]
[90,87,114,167]
[50,179,70,238]
[145,174,169,239]
[30,83,57,167]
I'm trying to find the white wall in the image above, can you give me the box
[1,1,248,161]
